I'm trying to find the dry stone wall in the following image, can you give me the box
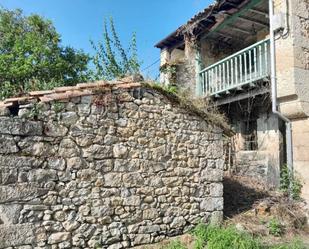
[0,84,224,249]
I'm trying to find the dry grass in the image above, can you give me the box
[142,82,232,136]
[223,175,309,246]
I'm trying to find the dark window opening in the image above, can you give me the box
[8,102,19,116]
[242,119,258,151]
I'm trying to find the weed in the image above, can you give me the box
[52,102,65,113]
[142,82,232,135]
[191,224,261,249]
[189,224,307,249]
[144,82,178,95]
[268,218,284,237]
[280,164,303,200]
[166,240,187,249]
[160,63,178,83]
[269,239,307,249]
[27,103,42,120]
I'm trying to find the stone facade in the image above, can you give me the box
[0,83,224,249]
[157,0,309,203]
[274,0,309,202]
[230,112,284,187]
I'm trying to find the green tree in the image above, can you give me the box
[91,17,141,80]
[0,8,91,98]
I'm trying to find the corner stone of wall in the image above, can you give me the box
[0,86,224,249]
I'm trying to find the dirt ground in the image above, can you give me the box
[134,175,309,249]
[223,175,309,246]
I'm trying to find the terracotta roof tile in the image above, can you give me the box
[54,86,80,93]
[29,90,55,96]
[0,102,14,108]
[4,97,33,104]
[77,81,107,89]
[0,77,144,106]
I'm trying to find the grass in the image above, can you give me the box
[166,224,308,249]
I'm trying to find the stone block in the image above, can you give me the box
[0,183,48,203]
[0,117,42,136]
[44,122,68,137]
[48,232,71,244]
[0,204,22,224]
[0,135,19,154]
[200,197,223,212]
[0,224,34,248]
[0,155,42,168]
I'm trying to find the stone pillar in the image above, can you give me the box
[159,48,171,85]
[292,119,309,202]
[183,35,199,94]
[275,0,309,118]
[257,113,282,187]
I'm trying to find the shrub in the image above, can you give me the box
[268,218,284,237]
[280,164,303,200]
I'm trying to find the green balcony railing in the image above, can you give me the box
[198,38,270,96]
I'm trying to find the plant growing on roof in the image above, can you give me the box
[91,17,141,81]
[160,62,178,84]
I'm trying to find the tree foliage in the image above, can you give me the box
[0,8,91,99]
[91,17,141,80]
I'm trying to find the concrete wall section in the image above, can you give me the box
[292,118,309,202]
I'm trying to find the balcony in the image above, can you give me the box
[198,39,270,97]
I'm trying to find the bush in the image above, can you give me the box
[268,218,284,237]
[280,164,303,200]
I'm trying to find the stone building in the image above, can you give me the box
[0,81,225,248]
[156,0,309,201]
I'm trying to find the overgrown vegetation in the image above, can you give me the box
[26,103,42,120]
[280,164,303,200]
[91,17,141,81]
[160,63,178,84]
[0,8,91,100]
[142,82,231,134]
[165,224,307,249]
[51,102,65,113]
[268,218,284,237]
[0,9,142,100]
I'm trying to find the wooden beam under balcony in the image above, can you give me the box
[249,8,269,17]
[215,87,270,106]
[237,16,269,27]
[201,0,263,40]
[228,25,252,35]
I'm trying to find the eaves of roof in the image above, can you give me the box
[155,0,249,49]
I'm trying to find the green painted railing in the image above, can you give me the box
[198,39,270,96]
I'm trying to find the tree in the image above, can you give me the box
[0,8,91,98]
[91,17,141,80]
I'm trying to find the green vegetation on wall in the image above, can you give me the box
[91,17,141,81]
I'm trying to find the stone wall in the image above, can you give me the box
[228,112,283,187]
[274,0,309,203]
[0,83,224,249]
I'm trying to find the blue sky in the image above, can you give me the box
[0,0,211,79]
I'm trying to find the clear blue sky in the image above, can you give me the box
[0,0,211,79]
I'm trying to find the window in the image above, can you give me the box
[242,119,258,151]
